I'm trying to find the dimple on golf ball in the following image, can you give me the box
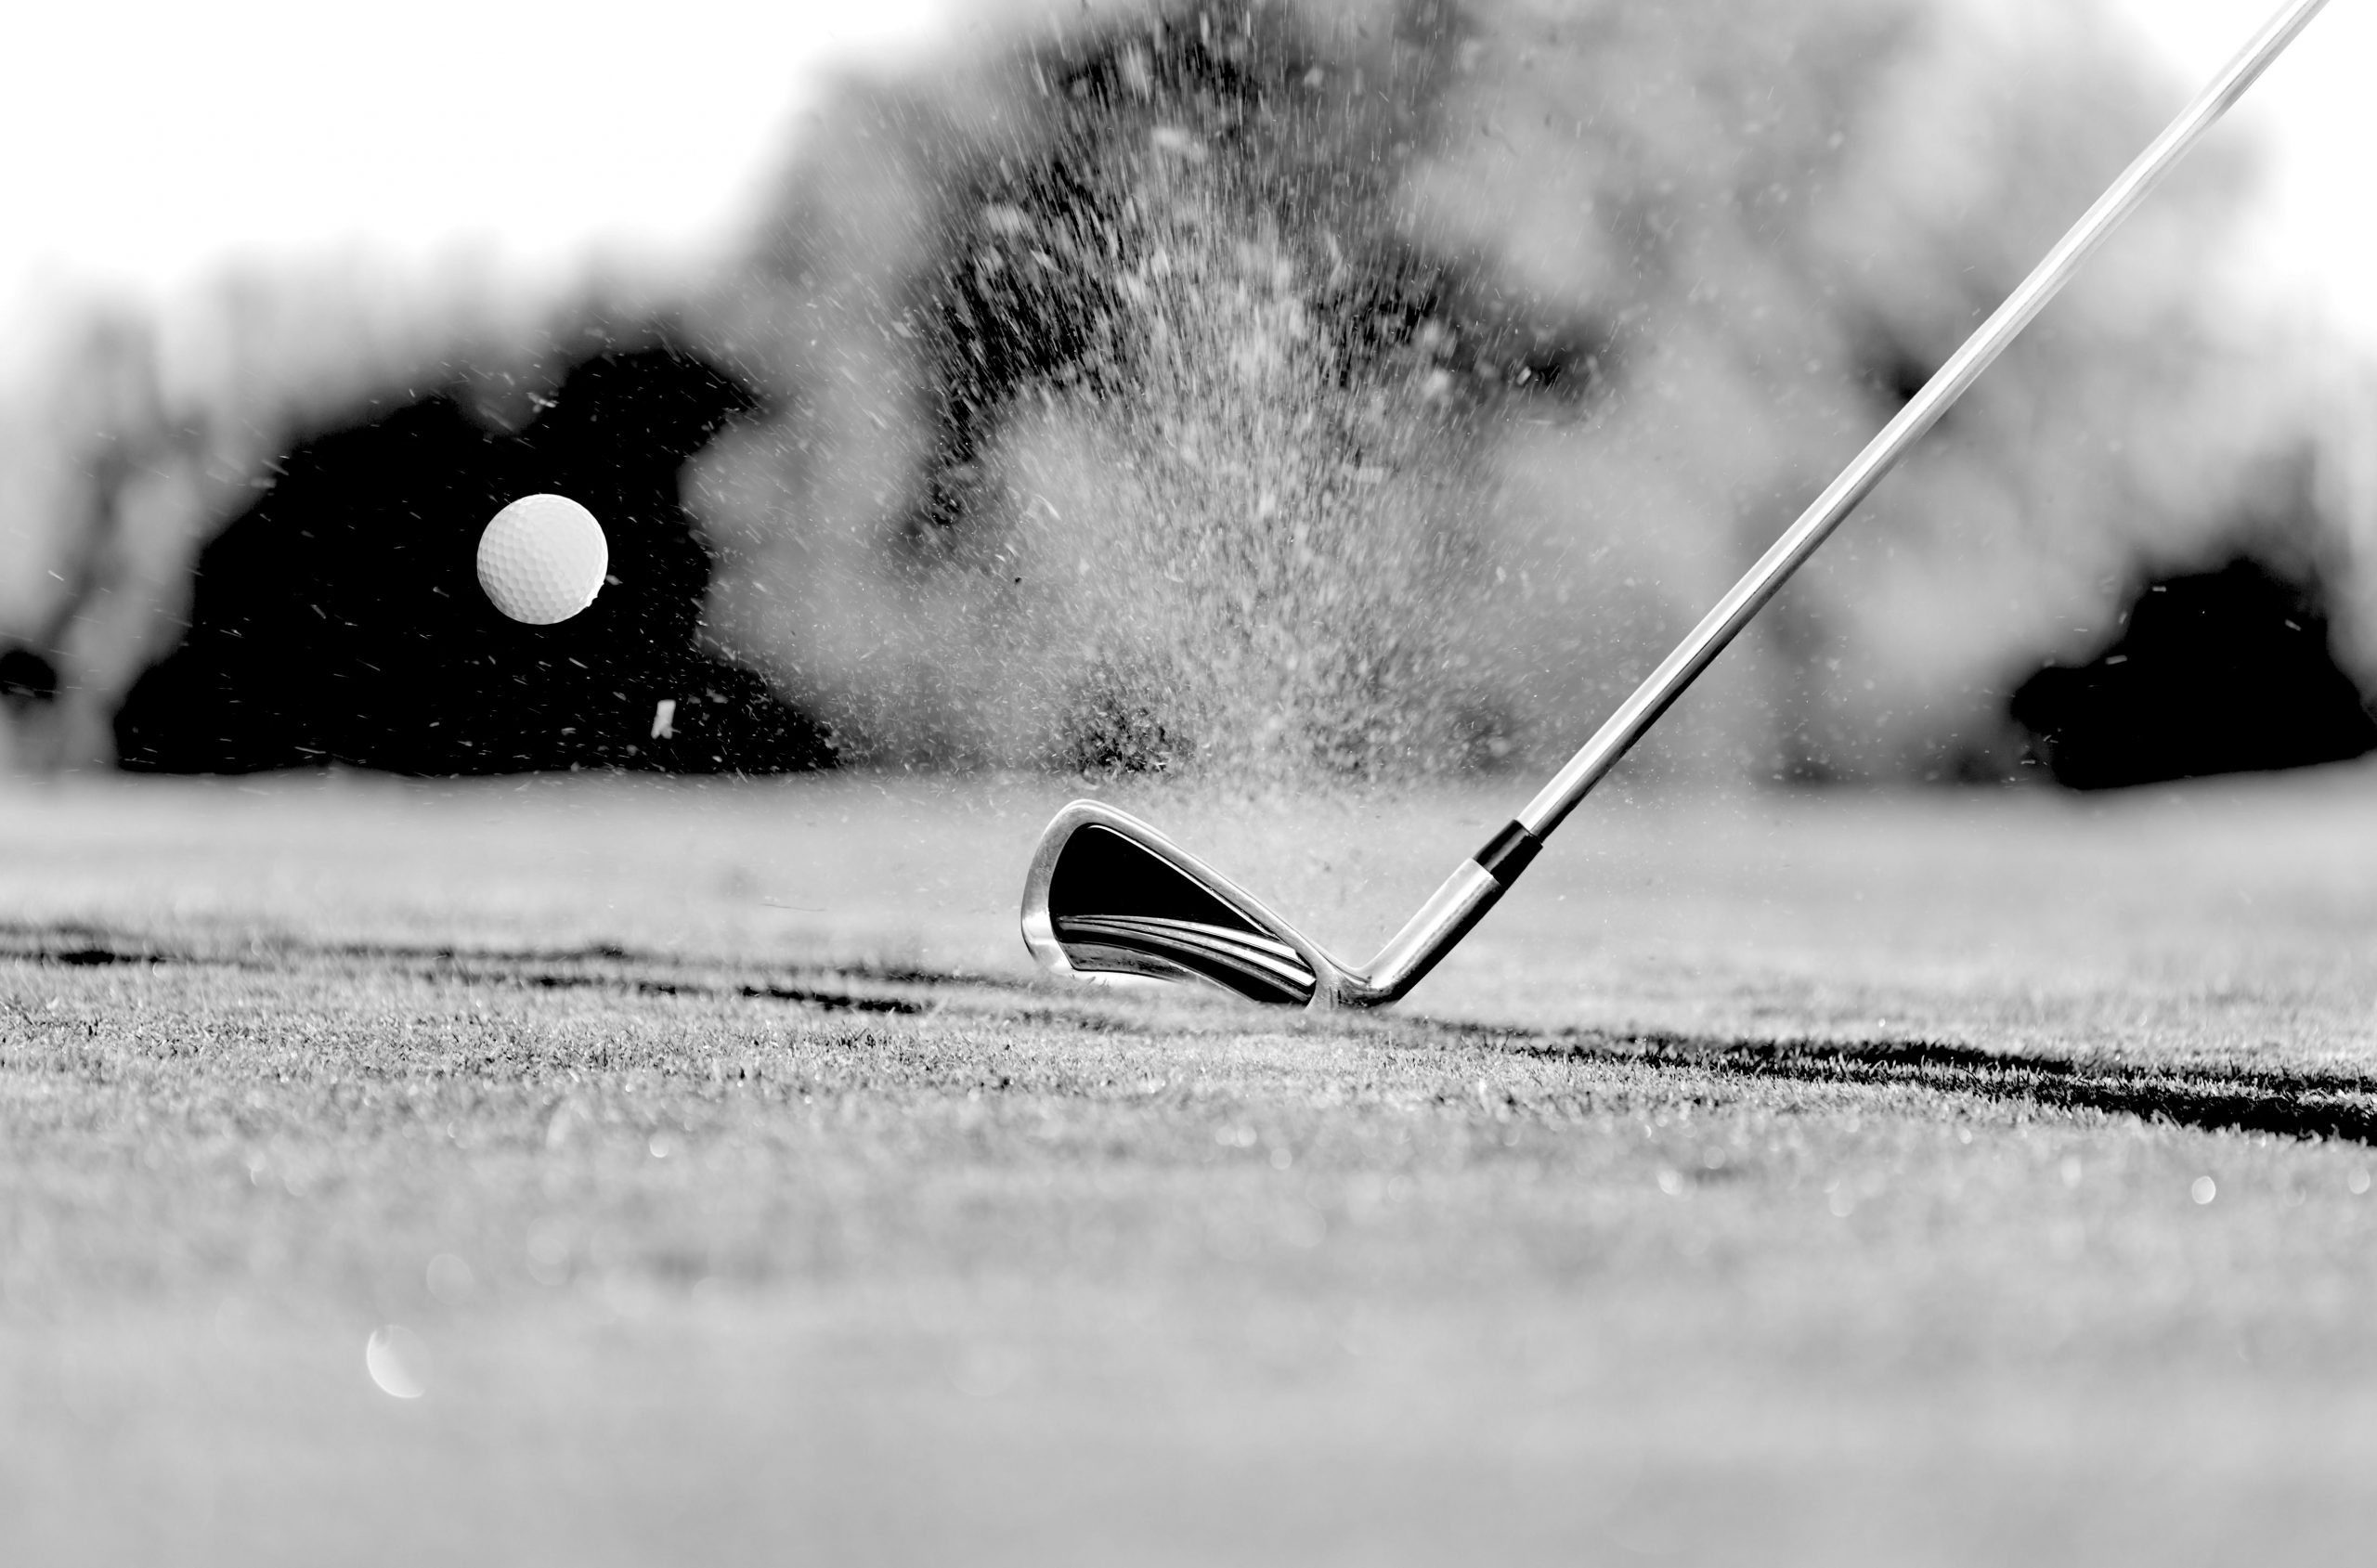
[476,494,608,625]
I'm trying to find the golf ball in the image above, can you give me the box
[476,494,608,625]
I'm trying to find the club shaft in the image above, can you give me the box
[1509,0,2328,843]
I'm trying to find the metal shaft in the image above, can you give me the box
[1512,0,2329,843]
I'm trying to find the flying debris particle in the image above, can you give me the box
[364,1325,429,1399]
[651,699,676,740]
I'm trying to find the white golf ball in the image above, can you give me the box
[476,494,608,625]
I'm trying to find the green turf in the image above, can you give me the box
[8,769,2377,1563]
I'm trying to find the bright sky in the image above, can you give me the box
[2104,0,2377,349]
[0,0,2369,361]
[0,0,954,341]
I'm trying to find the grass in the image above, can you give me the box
[8,767,2377,1563]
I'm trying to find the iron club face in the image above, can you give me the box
[1020,801,1333,1006]
[1020,799,1537,1010]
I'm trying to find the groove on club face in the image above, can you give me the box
[1021,804,1325,1006]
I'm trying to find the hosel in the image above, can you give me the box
[1334,820,1544,1006]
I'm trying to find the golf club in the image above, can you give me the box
[1021,0,2331,1010]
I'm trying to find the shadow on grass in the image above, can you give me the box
[17,922,2377,1144]
[1513,1031,2377,1147]
[0,927,933,1016]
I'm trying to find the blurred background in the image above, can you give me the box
[5,0,2373,790]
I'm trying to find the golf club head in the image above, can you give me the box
[1020,800,1342,1007]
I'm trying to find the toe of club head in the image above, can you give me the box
[1020,801,1327,1007]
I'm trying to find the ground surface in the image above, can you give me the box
[7,767,2377,1564]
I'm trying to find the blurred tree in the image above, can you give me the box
[693,0,2332,783]
[113,347,827,775]
[0,0,2356,786]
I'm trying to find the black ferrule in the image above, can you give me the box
[1472,820,1542,886]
